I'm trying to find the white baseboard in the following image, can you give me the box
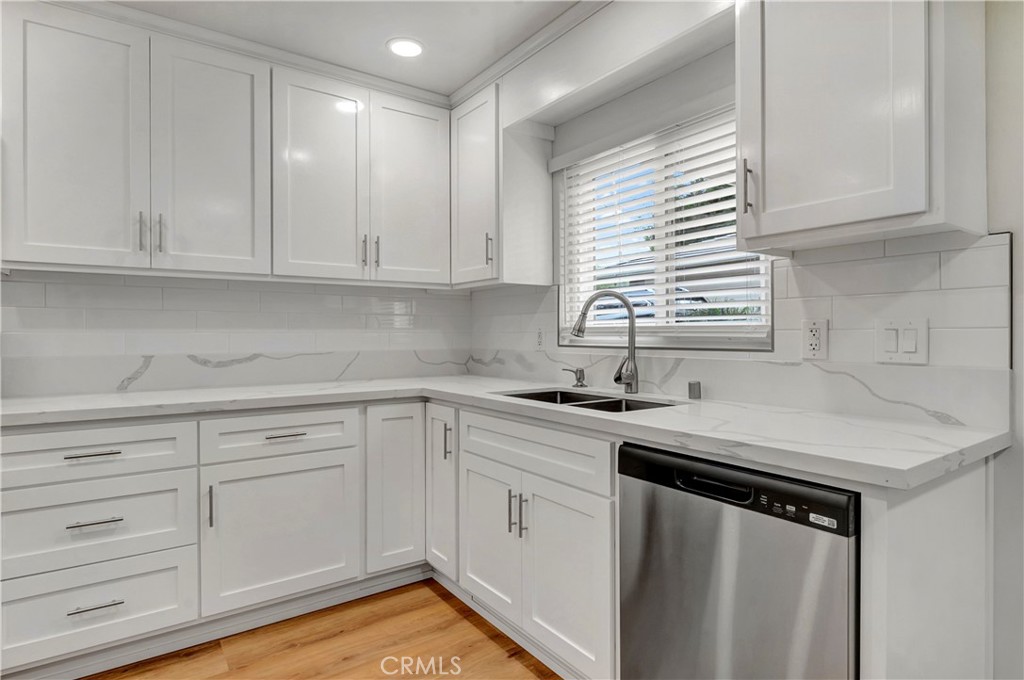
[5,565,432,680]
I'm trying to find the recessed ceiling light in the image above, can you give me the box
[387,38,423,58]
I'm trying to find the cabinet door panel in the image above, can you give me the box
[451,84,498,284]
[365,403,426,572]
[458,452,521,624]
[151,36,271,274]
[425,404,457,581]
[1,4,151,267]
[200,450,360,615]
[738,0,927,238]
[273,69,369,279]
[370,94,450,284]
[521,473,613,679]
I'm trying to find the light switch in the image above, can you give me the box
[874,318,929,365]
[884,328,899,353]
[902,328,918,353]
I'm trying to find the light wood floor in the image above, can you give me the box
[85,580,557,680]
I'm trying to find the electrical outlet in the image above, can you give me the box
[535,328,544,349]
[802,319,829,360]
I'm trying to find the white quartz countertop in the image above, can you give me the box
[2,376,1010,490]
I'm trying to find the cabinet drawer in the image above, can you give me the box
[460,412,613,495]
[1,422,197,489]
[200,408,359,464]
[1,546,198,670]
[2,470,197,579]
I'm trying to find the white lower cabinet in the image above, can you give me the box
[365,403,426,572]
[1,546,198,669]
[459,449,614,679]
[425,404,458,581]
[200,449,361,615]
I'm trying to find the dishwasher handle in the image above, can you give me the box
[676,471,753,504]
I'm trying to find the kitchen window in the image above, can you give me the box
[558,109,773,350]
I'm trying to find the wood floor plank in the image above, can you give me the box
[85,580,558,680]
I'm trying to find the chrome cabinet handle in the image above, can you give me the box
[138,211,145,251]
[375,236,381,267]
[265,431,307,440]
[507,489,517,534]
[157,213,165,252]
[361,235,368,266]
[518,494,528,539]
[742,158,753,214]
[485,232,494,265]
[64,449,122,461]
[442,424,452,460]
[208,484,214,528]
[67,599,124,617]
[66,516,124,530]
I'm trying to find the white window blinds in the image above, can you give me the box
[559,110,772,349]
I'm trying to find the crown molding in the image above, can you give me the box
[47,1,451,107]
[448,1,611,108]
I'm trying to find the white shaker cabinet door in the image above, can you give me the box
[520,473,614,680]
[450,83,499,285]
[150,36,271,274]
[370,93,450,284]
[272,68,370,280]
[458,452,522,624]
[1,3,152,267]
[365,403,426,572]
[200,450,361,616]
[425,404,457,581]
[737,0,928,238]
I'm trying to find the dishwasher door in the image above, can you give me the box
[619,444,858,680]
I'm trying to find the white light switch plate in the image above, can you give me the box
[874,318,929,364]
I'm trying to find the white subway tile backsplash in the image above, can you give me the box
[46,283,162,310]
[197,311,288,330]
[2,307,84,330]
[791,241,885,266]
[261,291,343,313]
[774,297,832,330]
[163,288,259,312]
[229,280,317,293]
[832,287,1010,330]
[771,262,790,299]
[1,282,45,308]
[85,309,197,331]
[288,312,366,330]
[124,332,229,355]
[314,331,389,351]
[940,246,1011,289]
[930,329,1010,368]
[125,276,228,289]
[228,332,316,353]
[788,253,941,297]
[344,296,416,315]
[828,330,876,363]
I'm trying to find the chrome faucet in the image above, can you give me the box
[570,290,639,394]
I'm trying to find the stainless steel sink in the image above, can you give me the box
[570,398,672,412]
[506,390,608,405]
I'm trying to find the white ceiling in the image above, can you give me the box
[118,1,578,95]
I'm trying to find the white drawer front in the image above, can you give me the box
[2,470,197,579]
[1,546,198,670]
[460,412,613,495]
[1,423,197,489]
[200,408,359,464]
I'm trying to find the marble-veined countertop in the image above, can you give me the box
[1,375,1010,489]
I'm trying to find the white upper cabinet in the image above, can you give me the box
[272,68,370,280]
[151,37,271,274]
[737,0,988,254]
[1,4,152,268]
[451,84,499,285]
[370,93,450,284]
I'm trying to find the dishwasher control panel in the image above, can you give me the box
[754,489,848,535]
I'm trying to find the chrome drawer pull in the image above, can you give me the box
[507,489,517,534]
[518,494,528,539]
[66,516,124,530]
[67,599,125,616]
[64,450,122,461]
[442,424,452,460]
[264,431,308,441]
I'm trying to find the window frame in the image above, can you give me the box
[555,109,775,352]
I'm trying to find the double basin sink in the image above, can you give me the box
[505,390,674,413]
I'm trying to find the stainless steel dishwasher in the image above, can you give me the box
[618,443,859,680]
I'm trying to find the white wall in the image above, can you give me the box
[986,1,1024,676]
